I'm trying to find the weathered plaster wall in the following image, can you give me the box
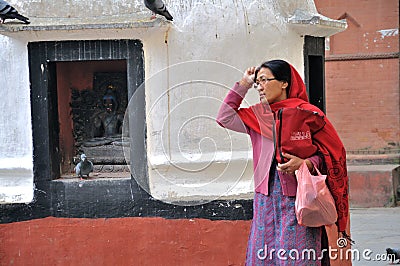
[135,1,308,203]
[0,0,342,204]
[0,36,33,203]
[12,0,318,19]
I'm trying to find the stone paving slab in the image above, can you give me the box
[350,207,400,265]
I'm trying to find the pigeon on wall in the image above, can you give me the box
[0,0,30,24]
[75,154,94,179]
[144,0,173,21]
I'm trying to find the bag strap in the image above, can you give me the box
[302,160,323,177]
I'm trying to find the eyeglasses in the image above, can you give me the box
[255,76,277,86]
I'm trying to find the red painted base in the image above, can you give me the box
[0,217,351,266]
[0,217,250,265]
[0,216,352,265]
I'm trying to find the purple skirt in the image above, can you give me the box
[246,168,329,265]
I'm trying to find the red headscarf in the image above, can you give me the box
[238,64,349,232]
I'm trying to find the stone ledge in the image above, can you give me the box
[0,16,169,33]
[348,164,400,172]
[348,164,400,208]
[347,153,400,165]
[287,9,347,37]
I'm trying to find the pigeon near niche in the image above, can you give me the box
[0,0,30,24]
[75,154,94,180]
[144,0,173,21]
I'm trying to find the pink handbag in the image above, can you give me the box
[295,161,337,227]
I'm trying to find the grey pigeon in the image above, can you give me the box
[386,248,400,263]
[144,0,173,21]
[75,154,93,179]
[0,0,30,24]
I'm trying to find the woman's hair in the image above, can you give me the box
[254,59,292,94]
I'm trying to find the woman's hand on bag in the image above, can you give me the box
[277,153,314,175]
[239,66,256,88]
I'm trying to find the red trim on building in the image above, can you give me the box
[0,217,250,265]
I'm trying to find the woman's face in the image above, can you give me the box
[255,67,288,104]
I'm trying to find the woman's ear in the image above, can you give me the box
[282,81,288,90]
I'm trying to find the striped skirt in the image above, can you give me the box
[245,168,329,265]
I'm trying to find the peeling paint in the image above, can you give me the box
[377,28,399,39]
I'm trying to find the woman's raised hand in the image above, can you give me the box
[239,66,256,88]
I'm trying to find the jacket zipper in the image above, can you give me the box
[269,110,278,171]
[272,111,277,156]
[277,108,285,163]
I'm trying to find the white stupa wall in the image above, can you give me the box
[0,0,346,203]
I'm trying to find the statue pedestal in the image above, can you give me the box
[81,137,130,174]
[59,137,131,179]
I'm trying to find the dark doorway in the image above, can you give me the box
[308,55,324,112]
[304,36,326,113]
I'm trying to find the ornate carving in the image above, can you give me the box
[71,72,128,168]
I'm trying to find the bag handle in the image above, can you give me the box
[311,162,323,177]
[298,160,323,177]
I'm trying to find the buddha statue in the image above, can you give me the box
[92,87,124,138]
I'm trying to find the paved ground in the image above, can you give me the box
[350,207,400,265]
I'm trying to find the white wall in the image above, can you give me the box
[0,36,33,203]
[0,0,343,204]
[138,0,313,204]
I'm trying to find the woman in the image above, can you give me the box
[216,60,350,265]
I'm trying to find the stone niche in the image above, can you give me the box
[28,40,145,182]
[56,60,129,178]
